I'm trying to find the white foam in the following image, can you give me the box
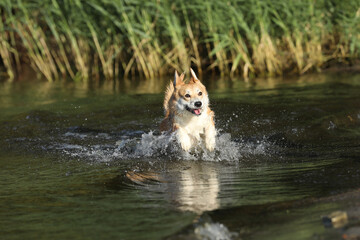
[194,222,235,240]
[64,132,111,139]
[64,132,88,139]
[55,130,271,162]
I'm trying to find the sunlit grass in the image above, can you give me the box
[0,0,359,81]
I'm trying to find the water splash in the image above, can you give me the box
[54,130,272,162]
[115,131,247,161]
[194,222,235,240]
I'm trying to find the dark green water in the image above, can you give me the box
[0,73,360,240]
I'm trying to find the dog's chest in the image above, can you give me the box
[176,113,209,136]
[186,117,205,135]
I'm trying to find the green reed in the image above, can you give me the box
[0,0,359,81]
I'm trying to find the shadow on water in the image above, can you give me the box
[0,72,360,239]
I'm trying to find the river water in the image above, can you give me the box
[0,73,360,239]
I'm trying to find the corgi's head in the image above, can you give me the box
[173,68,209,116]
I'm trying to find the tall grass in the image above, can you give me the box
[0,0,359,81]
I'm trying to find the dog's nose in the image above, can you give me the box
[195,101,202,108]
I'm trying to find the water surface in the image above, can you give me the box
[1,73,360,239]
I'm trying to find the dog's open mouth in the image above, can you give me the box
[186,106,202,116]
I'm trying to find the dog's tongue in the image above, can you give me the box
[194,109,201,115]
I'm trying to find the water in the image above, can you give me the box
[0,73,360,239]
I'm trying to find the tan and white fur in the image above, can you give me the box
[160,68,216,151]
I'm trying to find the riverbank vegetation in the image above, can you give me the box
[0,0,359,81]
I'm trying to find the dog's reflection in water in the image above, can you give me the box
[125,163,220,214]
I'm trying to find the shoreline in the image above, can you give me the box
[0,1,359,81]
[1,62,359,83]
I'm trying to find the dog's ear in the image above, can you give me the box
[190,68,199,83]
[174,70,185,87]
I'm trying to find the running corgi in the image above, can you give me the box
[160,68,216,151]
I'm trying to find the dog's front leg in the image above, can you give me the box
[176,127,192,151]
[204,124,216,151]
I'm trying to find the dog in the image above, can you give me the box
[160,68,216,151]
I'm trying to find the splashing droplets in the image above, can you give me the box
[54,129,271,162]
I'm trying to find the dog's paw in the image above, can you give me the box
[206,145,215,152]
[181,140,192,151]
[205,142,215,152]
[205,136,216,152]
[177,129,192,151]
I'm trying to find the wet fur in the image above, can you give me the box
[160,69,216,151]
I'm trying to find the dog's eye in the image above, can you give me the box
[185,94,190,98]
[198,92,202,96]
